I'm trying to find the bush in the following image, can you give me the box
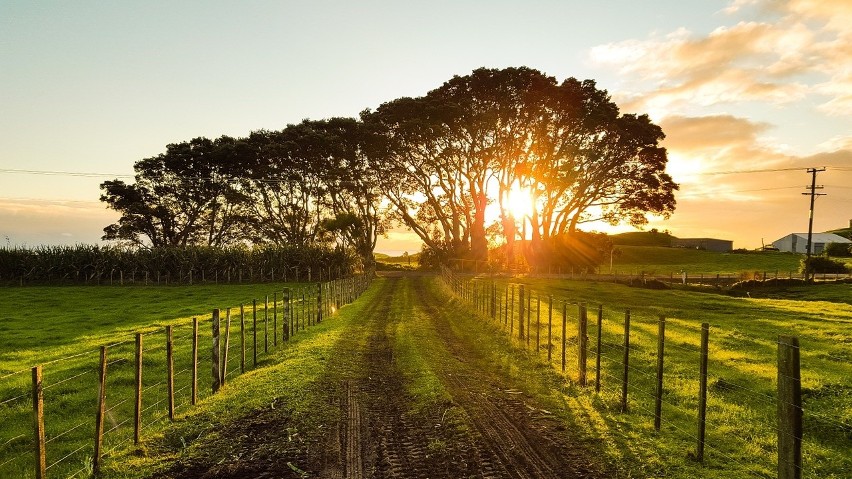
[825,242,852,257]
[801,256,850,274]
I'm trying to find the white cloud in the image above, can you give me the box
[590,3,852,117]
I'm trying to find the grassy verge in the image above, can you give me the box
[98,278,383,478]
[460,275,851,478]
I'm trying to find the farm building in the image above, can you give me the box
[670,238,733,252]
[771,233,852,254]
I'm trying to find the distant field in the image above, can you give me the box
[375,252,420,268]
[611,245,805,275]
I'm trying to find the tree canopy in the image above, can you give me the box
[101,67,677,270]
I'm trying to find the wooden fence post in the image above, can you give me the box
[621,310,631,413]
[283,288,291,340]
[167,325,174,421]
[252,300,257,367]
[316,283,322,324]
[536,296,541,354]
[518,285,525,344]
[561,302,567,373]
[578,304,588,386]
[548,296,553,362]
[504,286,509,327]
[239,305,246,373]
[134,333,143,444]
[32,365,46,479]
[273,293,278,347]
[212,309,221,393]
[93,346,108,475]
[778,335,802,479]
[221,311,231,386]
[264,296,269,353]
[526,292,531,347]
[654,316,666,431]
[192,318,198,405]
[595,305,603,393]
[696,322,709,462]
[510,286,515,335]
[491,282,496,320]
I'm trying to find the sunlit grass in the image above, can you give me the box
[612,246,804,275]
[0,281,324,479]
[462,275,852,478]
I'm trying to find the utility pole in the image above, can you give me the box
[802,167,826,282]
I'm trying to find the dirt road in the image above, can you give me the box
[151,275,605,479]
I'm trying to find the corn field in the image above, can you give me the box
[0,245,355,285]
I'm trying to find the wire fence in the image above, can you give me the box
[446,257,852,287]
[440,267,851,479]
[0,273,371,479]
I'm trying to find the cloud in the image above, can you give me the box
[590,3,852,117]
[660,114,775,152]
[649,111,852,246]
[818,135,852,152]
[659,114,790,189]
[0,199,116,246]
[787,0,852,31]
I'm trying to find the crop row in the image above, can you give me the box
[0,244,356,285]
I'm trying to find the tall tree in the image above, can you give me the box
[238,128,325,247]
[310,118,389,271]
[519,78,677,264]
[363,97,473,259]
[100,137,245,247]
[429,67,557,262]
[365,67,676,267]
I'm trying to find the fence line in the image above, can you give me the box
[0,273,372,478]
[439,266,847,479]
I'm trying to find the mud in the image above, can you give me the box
[148,275,604,479]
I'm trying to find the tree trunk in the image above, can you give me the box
[470,192,489,262]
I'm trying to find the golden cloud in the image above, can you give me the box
[591,3,852,117]
[661,115,769,151]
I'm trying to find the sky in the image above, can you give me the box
[1,0,850,253]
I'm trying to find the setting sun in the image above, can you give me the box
[506,185,534,219]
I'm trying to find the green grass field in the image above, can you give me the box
[468,274,851,477]
[610,246,806,275]
[2,266,850,478]
[0,282,326,478]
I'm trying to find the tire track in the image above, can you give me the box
[327,276,438,479]
[411,276,602,479]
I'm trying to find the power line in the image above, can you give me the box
[0,196,103,206]
[0,167,289,184]
[697,167,808,175]
[677,185,802,199]
[0,168,133,178]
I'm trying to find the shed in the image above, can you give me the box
[771,233,852,254]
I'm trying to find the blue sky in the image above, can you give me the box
[1,1,850,251]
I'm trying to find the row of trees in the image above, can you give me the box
[101,67,678,269]
[101,119,385,269]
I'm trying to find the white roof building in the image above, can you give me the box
[771,233,852,254]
